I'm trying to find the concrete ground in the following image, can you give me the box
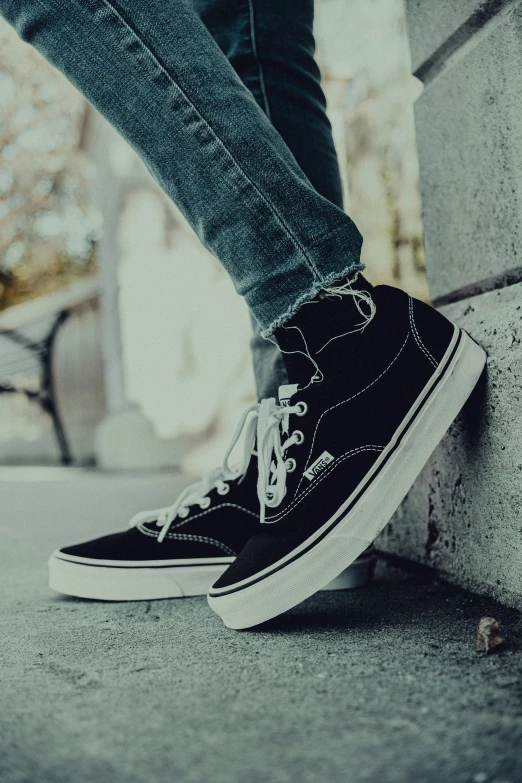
[1,468,521,783]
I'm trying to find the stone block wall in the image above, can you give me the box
[379,0,522,608]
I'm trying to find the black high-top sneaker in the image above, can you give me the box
[208,281,487,629]
[49,408,376,601]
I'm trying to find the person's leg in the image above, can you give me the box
[1,0,362,338]
[23,0,372,602]
[4,0,486,625]
[192,0,343,209]
[192,0,344,399]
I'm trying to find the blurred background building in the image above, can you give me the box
[0,0,426,474]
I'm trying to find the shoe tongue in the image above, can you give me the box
[278,383,299,407]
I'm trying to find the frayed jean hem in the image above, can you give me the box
[261,262,365,338]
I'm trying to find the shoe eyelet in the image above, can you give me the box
[294,401,308,416]
[178,507,190,519]
[217,483,230,496]
[292,430,304,445]
[285,458,296,473]
[199,497,211,510]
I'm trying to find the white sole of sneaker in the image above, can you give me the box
[48,553,235,601]
[208,327,487,629]
[48,550,376,601]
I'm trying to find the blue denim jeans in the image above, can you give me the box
[192,0,346,398]
[1,0,363,395]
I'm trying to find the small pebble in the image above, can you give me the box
[476,617,505,653]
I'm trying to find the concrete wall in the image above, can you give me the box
[379,0,522,608]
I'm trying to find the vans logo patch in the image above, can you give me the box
[278,383,299,408]
[304,451,334,481]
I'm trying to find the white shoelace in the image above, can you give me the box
[255,397,306,524]
[129,398,306,541]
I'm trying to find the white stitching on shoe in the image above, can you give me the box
[140,502,257,535]
[165,534,236,556]
[137,502,256,553]
[137,525,237,556]
[171,503,257,527]
[266,445,384,523]
[295,331,410,495]
[408,296,438,369]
